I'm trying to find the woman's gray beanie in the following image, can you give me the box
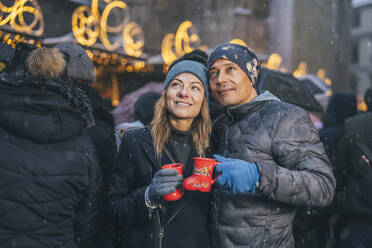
[164,60,209,100]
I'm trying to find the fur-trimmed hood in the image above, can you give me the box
[75,82,115,131]
[0,72,95,144]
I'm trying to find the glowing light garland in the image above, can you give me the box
[229,39,248,46]
[161,21,205,67]
[72,0,144,57]
[123,22,144,58]
[0,29,42,48]
[85,48,153,73]
[0,0,44,36]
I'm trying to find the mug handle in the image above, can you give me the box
[211,161,220,185]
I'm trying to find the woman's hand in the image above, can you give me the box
[147,169,183,204]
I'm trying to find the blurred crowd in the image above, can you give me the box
[0,41,371,248]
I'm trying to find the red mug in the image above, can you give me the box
[161,163,184,201]
[183,157,219,192]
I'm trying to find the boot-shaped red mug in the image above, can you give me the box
[184,157,219,192]
[161,163,184,201]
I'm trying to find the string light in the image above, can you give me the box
[317,68,332,86]
[264,53,282,70]
[229,39,248,46]
[161,20,205,66]
[0,30,42,48]
[99,0,129,51]
[72,5,99,46]
[85,47,150,73]
[174,20,200,56]
[293,61,308,78]
[161,33,177,65]
[0,0,44,36]
[123,22,144,58]
[72,0,144,57]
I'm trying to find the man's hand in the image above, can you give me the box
[213,154,259,193]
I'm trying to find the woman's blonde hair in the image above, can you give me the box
[151,89,211,158]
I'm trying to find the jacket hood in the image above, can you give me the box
[0,72,95,144]
[252,90,280,103]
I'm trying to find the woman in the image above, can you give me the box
[109,60,212,248]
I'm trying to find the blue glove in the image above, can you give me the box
[214,154,259,193]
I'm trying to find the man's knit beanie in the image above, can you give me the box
[207,43,261,86]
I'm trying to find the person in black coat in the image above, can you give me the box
[109,59,212,248]
[291,93,357,248]
[53,42,118,247]
[319,93,357,165]
[331,89,372,247]
[0,45,102,247]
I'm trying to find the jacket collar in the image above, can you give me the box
[140,126,176,171]
[225,91,280,122]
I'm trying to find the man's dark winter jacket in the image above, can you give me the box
[211,91,336,248]
[0,73,102,248]
[109,127,211,248]
[334,112,372,219]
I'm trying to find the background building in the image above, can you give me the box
[351,0,372,96]
[1,0,353,102]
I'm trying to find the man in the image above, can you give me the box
[207,43,336,248]
[332,88,372,247]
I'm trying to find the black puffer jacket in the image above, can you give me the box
[109,127,211,248]
[211,91,336,248]
[334,112,372,219]
[75,83,117,247]
[0,73,102,248]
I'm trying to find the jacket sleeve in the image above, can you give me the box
[74,151,103,248]
[257,106,336,207]
[108,133,149,227]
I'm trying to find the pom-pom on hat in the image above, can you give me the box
[207,43,261,86]
[164,60,209,100]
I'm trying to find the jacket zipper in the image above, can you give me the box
[152,143,191,248]
[156,210,163,248]
[156,197,190,248]
[159,226,164,248]
[224,124,229,157]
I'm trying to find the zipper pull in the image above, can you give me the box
[148,208,152,220]
[159,228,164,239]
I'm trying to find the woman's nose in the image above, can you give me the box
[177,87,189,98]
